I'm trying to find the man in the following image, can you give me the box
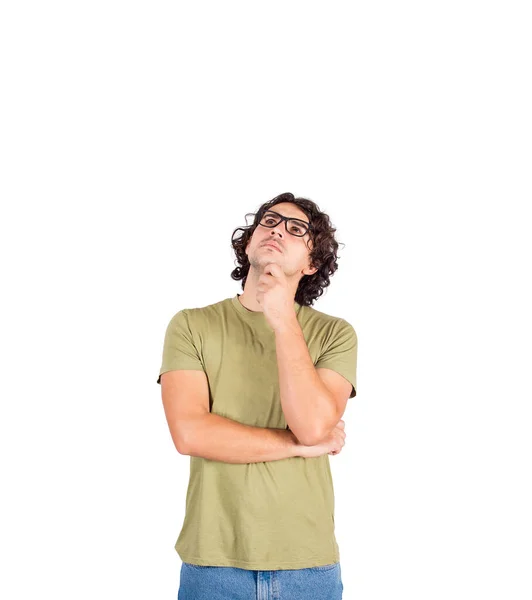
[157,192,357,599]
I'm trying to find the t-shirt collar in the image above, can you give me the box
[231,293,301,322]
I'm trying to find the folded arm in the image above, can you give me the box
[274,317,352,446]
[160,370,307,464]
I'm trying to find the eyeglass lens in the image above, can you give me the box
[260,212,309,236]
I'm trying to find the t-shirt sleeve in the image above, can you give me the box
[314,318,358,398]
[156,310,205,384]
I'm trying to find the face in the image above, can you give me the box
[245,202,317,278]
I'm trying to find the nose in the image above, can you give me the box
[269,222,284,238]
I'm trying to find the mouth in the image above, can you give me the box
[262,242,282,252]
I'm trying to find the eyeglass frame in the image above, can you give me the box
[257,209,313,237]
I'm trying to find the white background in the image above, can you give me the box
[1,1,531,599]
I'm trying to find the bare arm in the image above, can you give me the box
[160,369,304,464]
[160,370,344,464]
[181,412,301,463]
[274,316,337,445]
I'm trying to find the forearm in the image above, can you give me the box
[275,317,336,445]
[180,412,303,464]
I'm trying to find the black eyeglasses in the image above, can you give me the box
[258,210,312,237]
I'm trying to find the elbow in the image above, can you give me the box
[171,430,190,455]
[170,424,194,456]
[175,437,190,455]
[292,425,324,447]
[300,421,336,447]
[174,416,207,455]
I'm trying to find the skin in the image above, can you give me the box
[239,202,318,331]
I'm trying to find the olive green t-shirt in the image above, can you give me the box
[157,293,358,570]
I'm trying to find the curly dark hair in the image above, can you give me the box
[230,192,345,307]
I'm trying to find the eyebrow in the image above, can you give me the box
[265,210,310,225]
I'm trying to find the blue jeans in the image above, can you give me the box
[177,561,343,599]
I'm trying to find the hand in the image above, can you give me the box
[295,420,346,459]
[256,262,296,331]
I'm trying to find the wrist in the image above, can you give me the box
[272,314,301,336]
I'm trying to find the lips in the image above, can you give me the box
[262,242,282,252]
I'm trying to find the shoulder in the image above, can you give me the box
[298,303,357,336]
[166,297,232,332]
